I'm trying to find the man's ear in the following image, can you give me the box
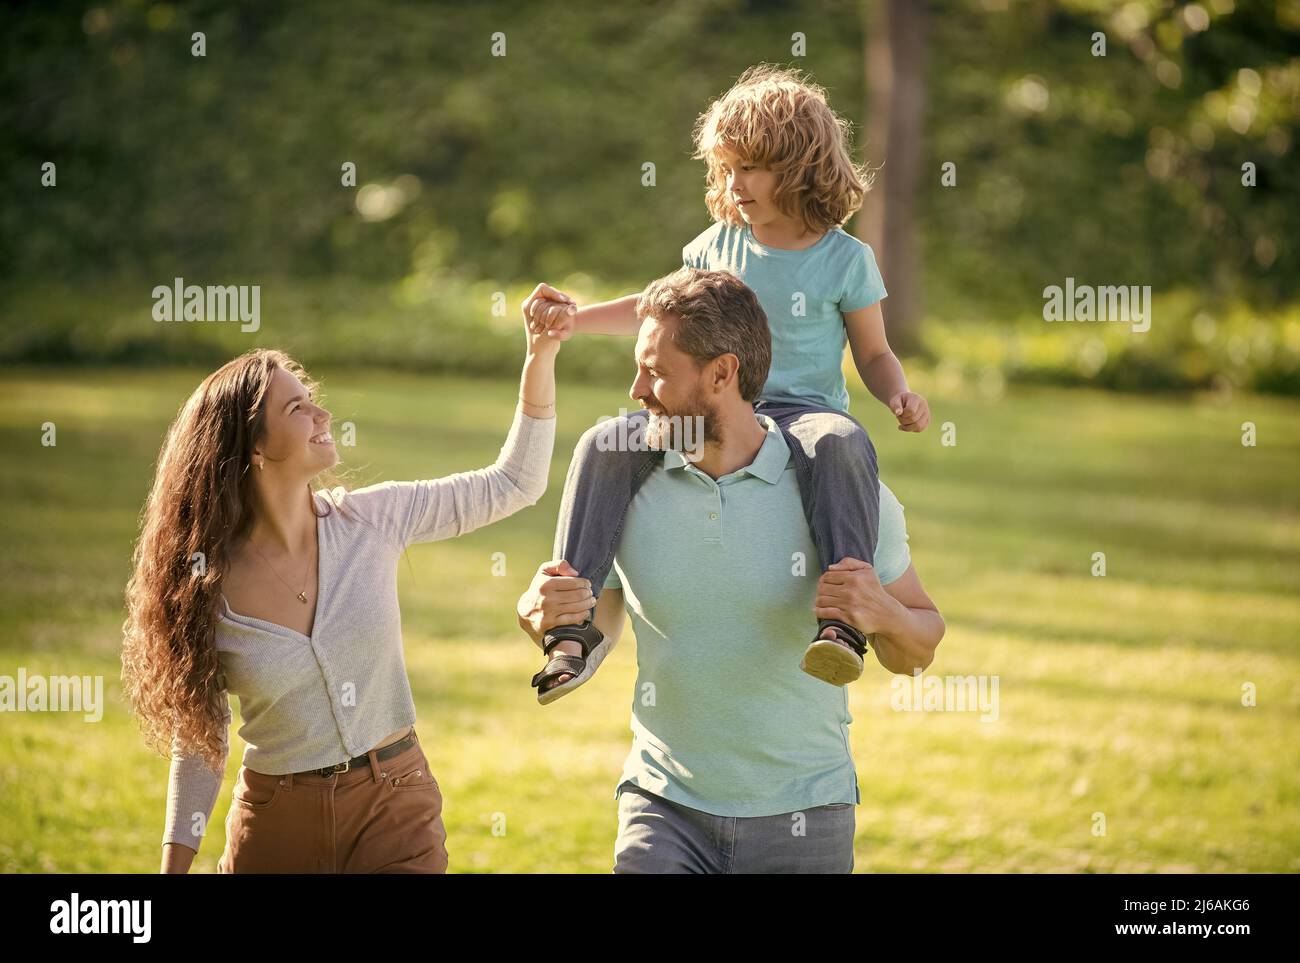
[709,353,741,394]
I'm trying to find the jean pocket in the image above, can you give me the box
[232,771,281,811]
[388,761,439,793]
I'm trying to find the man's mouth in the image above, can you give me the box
[309,429,334,445]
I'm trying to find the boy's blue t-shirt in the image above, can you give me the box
[682,220,887,413]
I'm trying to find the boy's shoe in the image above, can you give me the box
[800,620,871,686]
[531,619,615,705]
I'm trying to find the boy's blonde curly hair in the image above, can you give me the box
[692,63,874,235]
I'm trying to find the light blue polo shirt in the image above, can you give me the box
[682,220,888,413]
[604,414,911,817]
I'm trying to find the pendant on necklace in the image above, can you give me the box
[297,592,309,604]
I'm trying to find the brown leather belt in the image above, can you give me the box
[297,728,417,778]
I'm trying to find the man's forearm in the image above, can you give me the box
[518,605,544,648]
[871,604,945,675]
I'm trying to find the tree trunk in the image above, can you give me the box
[860,0,927,355]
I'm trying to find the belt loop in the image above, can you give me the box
[368,749,382,783]
[282,772,293,792]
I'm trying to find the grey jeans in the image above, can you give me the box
[612,782,856,874]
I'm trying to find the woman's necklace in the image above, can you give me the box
[248,538,313,604]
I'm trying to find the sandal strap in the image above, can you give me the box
[530,654,587,689]
[542,620,605,659]
[817,619,870,657]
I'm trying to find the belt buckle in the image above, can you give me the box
[321,761,349,778]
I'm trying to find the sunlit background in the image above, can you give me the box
[1,0,1297,872]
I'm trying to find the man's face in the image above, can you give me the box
[629,316,718,451]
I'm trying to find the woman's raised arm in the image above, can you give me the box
[333,285,567,547]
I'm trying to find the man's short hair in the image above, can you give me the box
[635,267,772,402]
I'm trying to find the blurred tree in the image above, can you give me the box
[861,0,929,353]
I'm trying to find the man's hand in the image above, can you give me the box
[814,557,906,640]
[522,283,579,341]
[516,560,594,646]
[888,390,931,432]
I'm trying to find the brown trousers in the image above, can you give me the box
[217,729,448,873]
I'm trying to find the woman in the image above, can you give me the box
[122,286,570,873]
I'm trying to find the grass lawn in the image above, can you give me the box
[0,364,1297,872]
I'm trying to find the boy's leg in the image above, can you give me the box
[758,401,881,682]
[536,410,660,693]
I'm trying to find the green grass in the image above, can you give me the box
[0,365,1297,872]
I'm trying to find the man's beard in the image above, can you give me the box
[643,387,720,457]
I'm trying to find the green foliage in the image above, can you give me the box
[1,0,1297,392]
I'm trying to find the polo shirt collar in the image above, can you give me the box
[662,413,789,485]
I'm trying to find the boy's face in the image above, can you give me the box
[716,145,781,227]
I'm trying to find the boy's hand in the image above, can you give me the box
[888,391,931,432]
[521,283,578,341]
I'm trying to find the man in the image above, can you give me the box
[517,267,945,873]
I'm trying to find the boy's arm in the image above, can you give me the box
[843,303,930,432]
[574,294,642,336]
[528,288,641,339]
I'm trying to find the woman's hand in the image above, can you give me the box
[521,283,576,353]
[518,284,562,417]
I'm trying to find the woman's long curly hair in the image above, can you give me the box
[122,348,336,772]
[693,63,874,234]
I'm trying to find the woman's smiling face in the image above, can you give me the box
[255,366,337,475]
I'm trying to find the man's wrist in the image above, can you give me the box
[517,604,544,647]
[869,595,911,644]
